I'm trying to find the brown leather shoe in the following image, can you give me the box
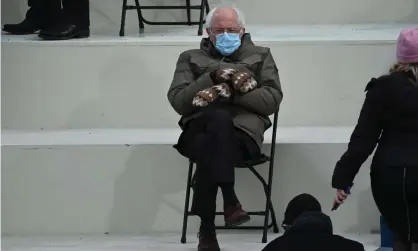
[198,231,220,251]
[224,203,250,227]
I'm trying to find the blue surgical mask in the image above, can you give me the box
[215,32,241,56]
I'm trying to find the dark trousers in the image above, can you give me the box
[175,107,260,228]
[25,0,90,28]
[371,166,418,243]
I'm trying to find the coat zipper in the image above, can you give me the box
[403,167,411,241]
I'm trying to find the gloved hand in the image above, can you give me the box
[231,72,258,93]
[192,83,232,107]
[211,68,238,84]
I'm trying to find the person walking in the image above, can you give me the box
[332,28,418,251]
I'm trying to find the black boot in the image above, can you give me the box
[198,226,220,251]
[3,18,44,35]
[39,0,90,40]
[38,23,90,40]
[3,0,61,35]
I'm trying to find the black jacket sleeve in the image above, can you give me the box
[332,78,386,189]
[261,236,282,251]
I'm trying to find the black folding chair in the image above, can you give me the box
[119,0,210,36]
[180,111,280,244]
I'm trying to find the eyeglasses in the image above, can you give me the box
[209,28,242,35]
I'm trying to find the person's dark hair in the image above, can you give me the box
[282,193,322,230]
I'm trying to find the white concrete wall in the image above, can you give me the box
[1,0,418,33]
[1,35,394,235]
[1,41,396,130]
[1,25,408,235]
[2,1,414,236]
[1,144,379,236]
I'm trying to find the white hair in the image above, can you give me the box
[205,3,245,28]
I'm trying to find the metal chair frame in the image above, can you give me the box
[119,0,210,36]
[180,111,280,244]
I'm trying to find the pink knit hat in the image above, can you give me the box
[396,28,418,64]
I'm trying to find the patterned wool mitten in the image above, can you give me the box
[192,83,232,107]
[212,83,233,99]
[231,72,258,93]
[211,68,238,84]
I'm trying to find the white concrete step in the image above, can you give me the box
[2,126,381,236]
[1,126,354,146]
[0,234,381,251]
[2,141,378,236]
[2,24,416,130]
[2,0,417,29]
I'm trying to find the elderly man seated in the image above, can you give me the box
[167,4,283,251]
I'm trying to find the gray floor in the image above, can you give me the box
[2,233,382,251]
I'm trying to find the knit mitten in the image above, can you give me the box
[211,68,238,84]
[192,83,232,107]
[231,72,258,93]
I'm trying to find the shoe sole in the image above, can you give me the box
[2,30,39,35]
[225,214,251,227]
[198,248,220,251]
[38,31,90,40]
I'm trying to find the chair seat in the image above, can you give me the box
[235,154,270,168]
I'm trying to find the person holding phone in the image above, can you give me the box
[331,28,418,251]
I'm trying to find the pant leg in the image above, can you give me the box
[202,109,239,184]
[25,0,62,23]
[406,168,418,243]
[190,133,219,225]
[175,107,241,218]
[62,0,90,28]
[177,107,239,184]
[219,128,261,208]
[371,166,418,243]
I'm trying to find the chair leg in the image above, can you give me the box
[255,168,279,233]
[247,165,278,242]
[197,0,206,36]
[205,0,210,14]
[262,160,275,243]
[181,161,194,244]
[119,0,128,36]
[186,0,191,25]
[268,200,279,233]
[133,0,145,34]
